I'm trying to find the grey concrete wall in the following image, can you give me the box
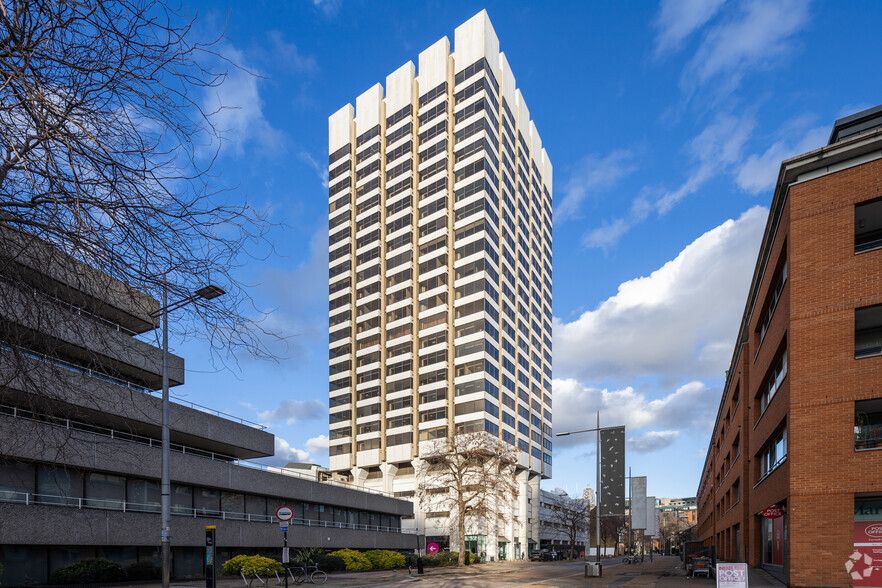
[0,350,273,458]
[0,503,416,550]
[0,279,184,388]
[0,225,158,334]
[0,417,412,517]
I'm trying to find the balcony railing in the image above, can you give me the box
[855,423,882,450]
[1,401,397,498]
[0,490,412,534]
[1,343,266,430]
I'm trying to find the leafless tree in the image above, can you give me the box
[548,491,591,559]
[600,514,628,555]
[0,0,274,355]
[658,511,681,555]
[417,431,518,566]
[0,1,277,483]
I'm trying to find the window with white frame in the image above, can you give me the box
[759,349,788,414]
[759,427,787,479]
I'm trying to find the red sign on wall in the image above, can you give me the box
[762,506,784,519]
[851,522,882,587]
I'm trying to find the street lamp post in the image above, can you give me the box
[151,283,225,588]
[556,413,624,566]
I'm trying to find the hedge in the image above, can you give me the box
[328,549,372,571]
[221,555,283,576]
[49,559,126,584]
[364,550,406,570]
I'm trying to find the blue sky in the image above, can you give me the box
[171,0,882,499]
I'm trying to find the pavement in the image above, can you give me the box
[147,556,786,587]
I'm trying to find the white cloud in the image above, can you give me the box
[311,0,342,18]
[558,206,767,382]
[653,0,727,56]
[737,122,828,194]
[305,435,329,455]
[556,150,637,221]
[582,195,652,250]
[583,114,753,249]
[656,113,754,214]
[299,151,329,189]
[258,399,326,425]
[582,218,632,250]
[629,430,681,453]
[247,224,330,363]
[266,31,319,74]
[682,0,811,92]
[271,437,310,465]
[552,379,717,448]
[204,45,285,157]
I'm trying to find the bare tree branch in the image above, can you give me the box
[0,0,279,365]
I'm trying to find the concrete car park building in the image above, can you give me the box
[0,226,412,586]
[696,105,882,586]
[326,11,553,560]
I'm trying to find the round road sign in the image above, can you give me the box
[276,505,294,521]
[427,542,440,554]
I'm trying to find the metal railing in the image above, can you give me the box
[233,461,396,498]
[0,490,412,534]
[1,401,397,498]
[1,343,266,430]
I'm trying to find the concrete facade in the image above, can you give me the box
[0,225,413,586]
[696,107,882,587]
[326,10,552,560]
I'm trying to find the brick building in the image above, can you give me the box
[696,105,882,587]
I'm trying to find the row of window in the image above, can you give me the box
[0,461,401,528]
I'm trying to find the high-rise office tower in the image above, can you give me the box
[327,11,552,558]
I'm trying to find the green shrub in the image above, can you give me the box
[292,547,325,565]
[311,554,345,572]
[422,551,461,567]
[328,549,372,571]
[125,560,161,580]
[49,558,126,584]
[364,550,406,570]
[221,555,283,576]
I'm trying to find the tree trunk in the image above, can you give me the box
[458,509,467,566]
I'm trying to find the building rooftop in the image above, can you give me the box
[828,104,882,144]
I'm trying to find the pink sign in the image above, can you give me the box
[426,542,440,554]
[716,563,747,588]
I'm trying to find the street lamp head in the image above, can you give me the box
[195,284,225,300]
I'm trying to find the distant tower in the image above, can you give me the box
[582,485,596,510]
[327,10,553,558]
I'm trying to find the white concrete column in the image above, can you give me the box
[351,466,367,488]
[529,474,540,548]
[379,462,398,495]
[517,469,529,555]
[411,458,428,553]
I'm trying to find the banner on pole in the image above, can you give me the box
[646,496,658,537]
[599,426,625,516]
[631,476,647,530]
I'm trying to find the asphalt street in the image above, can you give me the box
[152,555,785,588]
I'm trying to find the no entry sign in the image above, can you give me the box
[276,505,294,522]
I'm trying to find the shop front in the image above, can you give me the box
[852,496,882,588]
[759,504,786,583]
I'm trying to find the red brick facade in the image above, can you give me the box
[697,123,882,587]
